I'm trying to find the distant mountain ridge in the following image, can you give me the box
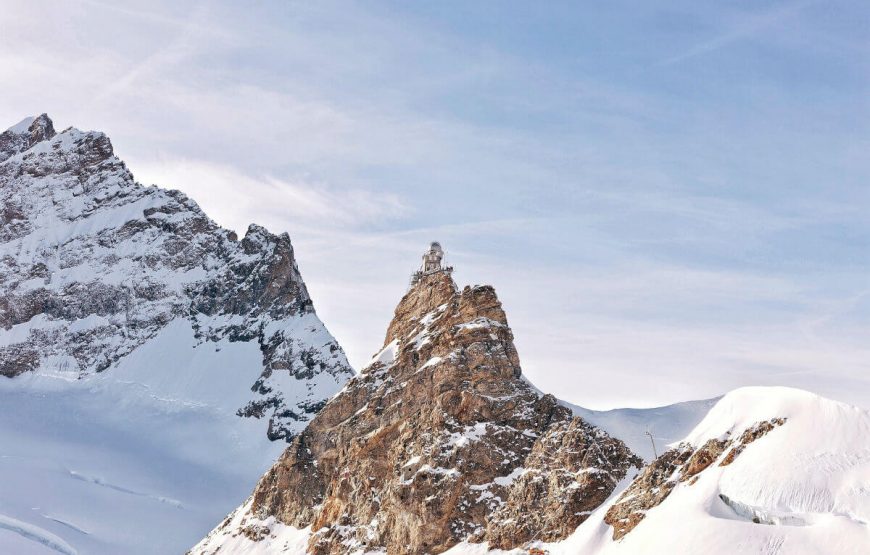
[0,113,358,555]
[565,396,720,461]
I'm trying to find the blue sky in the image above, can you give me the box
[2,0,869,408]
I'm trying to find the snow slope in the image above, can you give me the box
[0,115,352,554]
[192,498,312,555]
[447,386,870,554]
[0,316,289,554]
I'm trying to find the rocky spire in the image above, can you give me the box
[0,113,56,162]
[27,113,56,143]
[192,244,642,554]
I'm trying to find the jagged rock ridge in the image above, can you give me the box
[545,387,870,555]
[0,114,353,440]
[603,416,786,539]
[192,246,641,554]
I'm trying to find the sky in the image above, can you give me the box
[2,0,869,409]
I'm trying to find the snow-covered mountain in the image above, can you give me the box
[190,238,870,554]
[445,386,870,554]
[0,115,354,554]
[5,114,867,555]
[0,113,353,439]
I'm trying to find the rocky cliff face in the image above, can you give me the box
[603,416,787,540]
[0,114,353,440]
[192,265,641,554]
[552,387,870,555]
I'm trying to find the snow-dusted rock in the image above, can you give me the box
[507,386,870,555]
[0,114,353,439]
[192,259,640,554]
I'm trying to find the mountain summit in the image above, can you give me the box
[192,244,641,554]
[0,113,56,162]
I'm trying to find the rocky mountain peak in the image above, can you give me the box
[383,270,456,347]
[192,244,642,554]
[0,114,353,441]
[28,113,56,142]
[0,113,57,162]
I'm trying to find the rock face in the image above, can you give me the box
[603,417,786,539]
[571,388,870,554]
[193,259,641,554]
[486,416,640,548]
[0,114,353,440]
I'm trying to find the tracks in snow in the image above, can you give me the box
[0,514,78,555]
[68,470,183,508]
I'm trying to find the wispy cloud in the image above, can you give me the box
[90,19,205,104]
[2,0,868,409]
[131,158,409,233]
[655,1,817,67]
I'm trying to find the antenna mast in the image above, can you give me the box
[645,430,658,459]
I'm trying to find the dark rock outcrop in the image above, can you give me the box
[0,114,56,163]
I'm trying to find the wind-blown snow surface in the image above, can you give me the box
[0,314,343,549]
[0,115,352,554]
[446,387,870,554]
[0,321,288,555]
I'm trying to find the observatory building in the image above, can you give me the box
[410,242,453,286]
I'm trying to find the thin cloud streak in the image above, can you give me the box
[131,158,409,232]
[654,1,817,67]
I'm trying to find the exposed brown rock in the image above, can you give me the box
[683,438,728,477]
[202,266,641,554]
[719,418,786,466]
[487,417,643,548]
[605,417,787,540]
[604,445,693,540]
[0,345,39,377]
